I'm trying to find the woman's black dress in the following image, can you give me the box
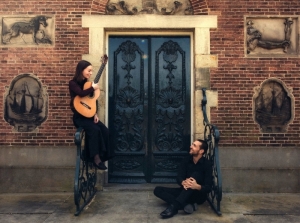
[69,79,113,162]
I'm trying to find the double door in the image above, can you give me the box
[108,36,191,183]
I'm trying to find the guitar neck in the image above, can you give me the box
[93,63,106,84]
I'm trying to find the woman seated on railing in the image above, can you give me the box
[69,60,114,170]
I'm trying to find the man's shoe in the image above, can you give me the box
[160,205,178,218]
[184,203,198,214]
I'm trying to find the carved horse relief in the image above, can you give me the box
[2,15,54,45]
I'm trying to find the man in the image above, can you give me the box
[153,139,212,218]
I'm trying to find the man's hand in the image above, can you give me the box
[182,179,189,189]
[182,177,201,190]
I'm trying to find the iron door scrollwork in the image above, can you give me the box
[108,36,190,183]
[109,37,148,183]
[151,37,191,183]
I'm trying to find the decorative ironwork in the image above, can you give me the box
[117,86,140,108]
[253,78,293,133]
[157,159,179,171]
[247,18,293,54]
[114,159,141,170]
[201,88,222,216]
[73,128,97,216]
[109,177,146,183]
[151,178,177,183]
[155,40,186,152]
[113,40,145,152]
[108,36,190,183]
[106,0,193,15]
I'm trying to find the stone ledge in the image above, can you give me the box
[222,168,300,193]
[0,146,76,167]
[219,147,300,168]
[0,167,104,193]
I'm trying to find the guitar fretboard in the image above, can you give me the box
[94,62,106,84]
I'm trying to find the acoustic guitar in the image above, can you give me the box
[73,55,108,118]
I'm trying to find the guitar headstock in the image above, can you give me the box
[101,54,108,64]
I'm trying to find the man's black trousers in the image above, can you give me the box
[154,186,207,209]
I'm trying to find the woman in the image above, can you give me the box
[69,60,112,170]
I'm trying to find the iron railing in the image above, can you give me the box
[201,88,222,216]
[74,127,97,216]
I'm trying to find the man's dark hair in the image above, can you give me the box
[197,139,208,154]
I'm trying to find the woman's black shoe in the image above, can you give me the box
[93,162,107,170]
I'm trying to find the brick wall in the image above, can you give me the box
[208,0,300,147]
[0,0,94,146]
[1,0,299,148]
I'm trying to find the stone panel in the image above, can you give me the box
[253,78,294,133]
[245,16,298,57]
[195,54,218,68]
[1,15,54,46]
[4,73,48,132]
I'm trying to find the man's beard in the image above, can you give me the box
[190,150,200,156]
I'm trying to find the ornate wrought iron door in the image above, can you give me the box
[108,36,190,183]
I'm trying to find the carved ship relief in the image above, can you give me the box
[253,78,294,133]
[4,74,48,132]
[10,82,44,116]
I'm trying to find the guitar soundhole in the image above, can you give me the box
[80,101,91,109]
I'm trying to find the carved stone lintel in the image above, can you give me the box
[106,0,193,15]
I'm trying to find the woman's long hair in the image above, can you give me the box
[73,60,92,82]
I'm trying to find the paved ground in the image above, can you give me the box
[0,184,300,223]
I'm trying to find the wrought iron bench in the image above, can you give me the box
[73,127,97,216]
[201,88,222,216]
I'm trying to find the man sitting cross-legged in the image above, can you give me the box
[153,139,212,218]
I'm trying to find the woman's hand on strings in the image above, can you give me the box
[92,82,99,90]
[94,113,99,123]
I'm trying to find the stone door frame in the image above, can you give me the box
[81,14,218,141]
